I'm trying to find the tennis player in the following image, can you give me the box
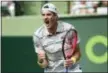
[33,3,82,72]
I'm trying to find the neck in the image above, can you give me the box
[47,21,58,35]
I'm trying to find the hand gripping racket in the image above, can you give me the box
[62,29,78,73]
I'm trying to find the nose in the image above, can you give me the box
[44,15,47,19]
[44,14,48,19]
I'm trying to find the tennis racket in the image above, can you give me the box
[62,29,78,73]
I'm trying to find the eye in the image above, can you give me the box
[42,14,45,16]
[47,13,51,16]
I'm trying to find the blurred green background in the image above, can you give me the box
[22,1,68,15]
[1,1,107,73]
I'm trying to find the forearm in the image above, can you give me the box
[64,49,81,67]
[71,30,81,62]
[72,50,81,62]
[71,45,81,64]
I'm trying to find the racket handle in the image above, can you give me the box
[65,67,68,73]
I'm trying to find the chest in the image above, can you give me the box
[41,32,66,54]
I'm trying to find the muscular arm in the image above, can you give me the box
[33,35,48,68]
[71,29,81,63]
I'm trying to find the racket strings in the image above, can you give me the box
[63,29,78,59]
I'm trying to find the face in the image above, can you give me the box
[42,10,58,29]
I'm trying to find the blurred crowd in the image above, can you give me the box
[1,1,108,17]
[1,1,24,17]
[70,0,108,15]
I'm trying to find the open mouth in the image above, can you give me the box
[45,21,51,28]
[45,21,49,24]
